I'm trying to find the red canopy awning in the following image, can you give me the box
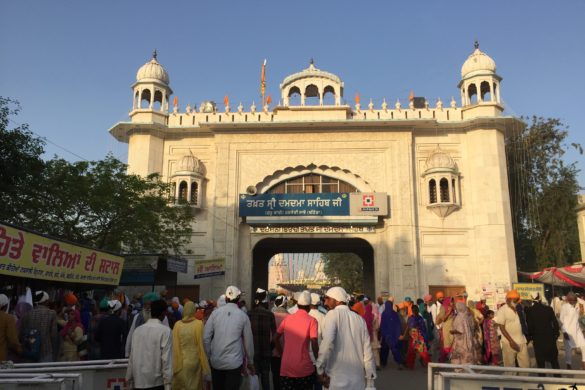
[518,265,585,288]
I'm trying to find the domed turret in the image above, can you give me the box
[170,153,206,208]
[177,154,205,176]
[131,50,173,117]
[424,147,457,174]
[280,59,344,106]
[458,42,502,108]
[422,146,461,218]
[461,44,497,79]
[136,50,170,85]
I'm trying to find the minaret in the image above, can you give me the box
[458,41,503,118]
[125,50,172,176]
[131,50,173,125]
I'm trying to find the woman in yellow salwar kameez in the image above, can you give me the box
[172,301,211,390]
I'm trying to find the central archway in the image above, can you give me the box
[252,237,375,298]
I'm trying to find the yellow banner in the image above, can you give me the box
[194,258,225,279]
[0,223,124,286]
[512,282,545,301]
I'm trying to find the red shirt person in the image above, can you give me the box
[274,291,318,390]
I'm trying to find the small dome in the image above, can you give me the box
[425,147,457,173]
[174,154,205,176]
[136,50,170,85]
[280,60,342,89]
[461,42,496,79]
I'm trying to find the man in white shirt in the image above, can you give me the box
[125,292,169,357]
[126,299,172,390]
[203,285,255,390]
[309,293,325,342]
[559,292,585,369]
[316,286,376,390]
[494,290,530,368]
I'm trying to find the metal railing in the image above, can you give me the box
[428,363,585,390]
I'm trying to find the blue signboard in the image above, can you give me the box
[239,193,350,217]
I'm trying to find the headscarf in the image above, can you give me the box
[380,300,402,346]
[182,301,197,322]
[371,300,381,328]
[60,308,84,337]
[362,302,374,337]
[453,301,475,351]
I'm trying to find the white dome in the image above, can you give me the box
[136,51,170,85]
[425,148,457,173]
[281,60,342,90]
[174,154,205,176]
[461,43,496,79]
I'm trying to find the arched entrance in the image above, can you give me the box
[252,237,375,298]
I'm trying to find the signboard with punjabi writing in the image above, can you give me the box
[166,256,188,273]
[0,223,124,286]
[239,193,350,217]
[512,282,545,301]
[194,258,225,279]
[239,192,389,218]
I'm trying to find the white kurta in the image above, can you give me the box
[559,302,585,349]
[316,305,376,390]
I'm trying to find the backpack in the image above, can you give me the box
[21,328,42,362]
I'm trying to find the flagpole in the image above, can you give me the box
[261,59,266,106]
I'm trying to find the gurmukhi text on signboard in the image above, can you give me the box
[0,223,124,285]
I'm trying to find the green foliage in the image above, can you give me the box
[507,116,582,270]
[322,252,363,293]
[0,97,45,222]
[0,97,194,254]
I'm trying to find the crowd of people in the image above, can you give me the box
[1,285,585,389]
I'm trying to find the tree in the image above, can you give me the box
[322,252,363,293]
[0,97,194,254]
[506,116,582,270]
[0,97,45,222]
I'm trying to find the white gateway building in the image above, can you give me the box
[110,44,520,301]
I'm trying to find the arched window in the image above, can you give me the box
[429,179,437,204]
[190,182,198,204]
[178,181,188,202]
[304,84,320,106]
[288,86,301,106]
[440,178,450,202]
[323,85,336,105]
[267,173,358,194]
[468,83,478,105]
[480,81,491,102]
[153,90,163,111]
[140,89,151,108]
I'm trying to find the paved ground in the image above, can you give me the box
[372,341,585,389]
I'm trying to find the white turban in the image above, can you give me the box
[326,287,349,303]
[310,293,321,306]
[108,300,122,312]
[297,291,311,306]
[0,294,9,308]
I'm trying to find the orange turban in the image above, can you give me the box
[64,293,78,306]
[506,290,520,300]
[435,291,444,299]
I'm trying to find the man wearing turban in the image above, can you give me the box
[494,290,530,368]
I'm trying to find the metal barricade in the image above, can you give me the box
[428,363,585,390]
[0,359,128,390]
[0,373,81,390]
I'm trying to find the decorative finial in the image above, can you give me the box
[310,57,314,65]
[474,40,479,50]
[153,49,158,60]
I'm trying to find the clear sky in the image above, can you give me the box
[1,1,584,188]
